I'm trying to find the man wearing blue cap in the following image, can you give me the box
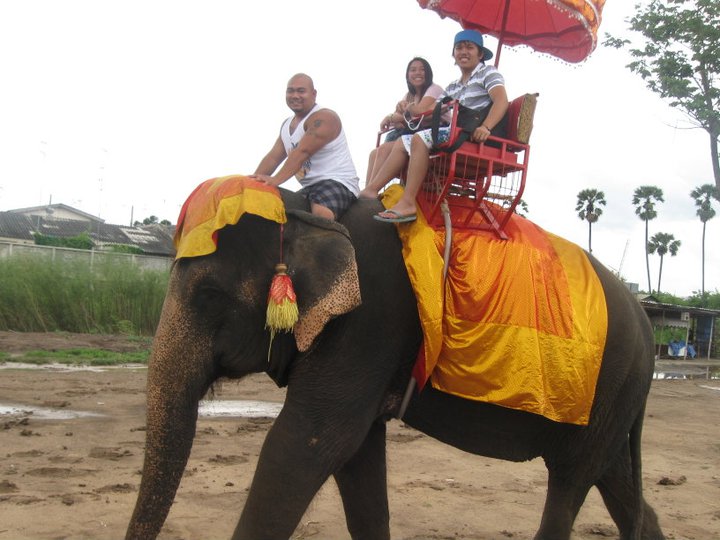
[367,29,509,223]
[444,29,508,140]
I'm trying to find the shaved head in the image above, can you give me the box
[286,73,317,116]
[288,73,314,91]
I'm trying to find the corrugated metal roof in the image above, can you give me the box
[38,218,92,237]
[0,212,35,241]
[640,299,720,317]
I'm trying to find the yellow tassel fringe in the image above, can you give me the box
[266,298,299,334]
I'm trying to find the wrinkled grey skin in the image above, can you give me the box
[126,189,665,540]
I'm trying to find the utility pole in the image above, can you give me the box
[618,239,629,277]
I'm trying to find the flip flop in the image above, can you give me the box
[373,209,417,223]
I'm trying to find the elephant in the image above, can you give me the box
[126,185,665,540]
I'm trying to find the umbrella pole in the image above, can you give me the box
[495,0,511,67]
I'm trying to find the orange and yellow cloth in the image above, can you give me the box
[172,177,607,425]
[174,175,286,259]
[382,185,607,425]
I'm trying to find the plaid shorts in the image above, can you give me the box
[297,179,357,219]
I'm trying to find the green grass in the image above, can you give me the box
[0,256,168,335]
[3,348,150,366]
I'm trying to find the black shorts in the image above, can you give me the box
[297,180,357,219]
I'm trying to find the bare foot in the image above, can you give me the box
[373,203,417,223]
[383,202,416,217]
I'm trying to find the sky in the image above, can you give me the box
[0,0,717,298]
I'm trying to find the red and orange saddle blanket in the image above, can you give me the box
[174,175,286,259]
[382,185,607,425]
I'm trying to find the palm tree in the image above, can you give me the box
[514,199,529,217]
[647,232,681,295]
[690,184,720,303]
[632,186,664,292]
[575,189,606,253]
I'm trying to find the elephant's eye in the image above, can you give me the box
[193,285,229,316]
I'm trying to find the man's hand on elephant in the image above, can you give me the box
[250,174,280,187]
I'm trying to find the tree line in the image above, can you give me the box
[574,1,720,306]
[576,184,719,303]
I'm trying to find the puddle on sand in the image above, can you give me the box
[199,400,282,418]
[0,403,104,420]
[0,400,282,421]
[0,362,145,372]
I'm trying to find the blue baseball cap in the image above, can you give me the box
[454,29,494,61]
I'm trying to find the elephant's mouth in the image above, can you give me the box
[379,385,407,420]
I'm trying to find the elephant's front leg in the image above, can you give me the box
[231,410,329,539]
[334,420,390,540]
[232,403,376,540]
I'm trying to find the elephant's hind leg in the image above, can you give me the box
[534,470,593,540]
[334,420,391,540]
[595,448,665,540]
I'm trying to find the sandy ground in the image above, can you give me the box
[1,331,719,540]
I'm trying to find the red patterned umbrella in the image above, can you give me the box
[418,0,605,64]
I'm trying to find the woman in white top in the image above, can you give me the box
[360,57,444,199]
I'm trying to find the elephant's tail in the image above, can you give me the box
[629,402,646,540]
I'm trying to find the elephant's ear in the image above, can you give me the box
[284,210,361,352]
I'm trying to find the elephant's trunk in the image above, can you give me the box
[126,399,197,539]
[126,292,213,539]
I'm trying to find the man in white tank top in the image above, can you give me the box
[252,73,360,220]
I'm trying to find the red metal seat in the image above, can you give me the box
[410,94,537,239]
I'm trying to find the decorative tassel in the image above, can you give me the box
[266,263,299,339]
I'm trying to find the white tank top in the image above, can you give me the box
[280,104,359,196]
